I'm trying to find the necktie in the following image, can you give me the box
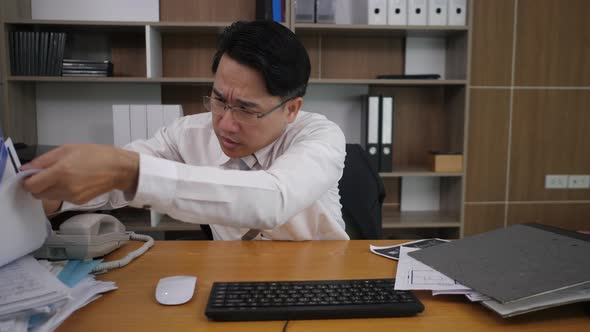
[238,157,261,240]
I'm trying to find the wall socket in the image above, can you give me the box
[568,175,590,189]
[545,174,590,189]
[545,175,568,189]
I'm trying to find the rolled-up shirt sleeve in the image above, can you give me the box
[60,118,184,213]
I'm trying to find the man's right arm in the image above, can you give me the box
[32,117,185,215]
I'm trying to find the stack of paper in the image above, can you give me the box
[394,246,473,295]
[0,257,117,332]
[29,274,117,332]
[371,241,486,302]
[408,224,590,317]
[0,256,70,320]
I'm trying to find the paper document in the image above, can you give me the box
[0,256,70,319]
[370,238,449,260]
[29,276,117,332]
[394,246,470,291]
[0,170,48,268]
[481,282,590,317]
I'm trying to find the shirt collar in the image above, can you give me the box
[252,139,277,170]
[210,124,283,170]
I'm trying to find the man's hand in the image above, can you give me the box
[42,199,63,216]
[21,144,139,205]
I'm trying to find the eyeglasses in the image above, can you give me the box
[203,96,291,125]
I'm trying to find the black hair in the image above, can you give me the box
[212,21,311,99]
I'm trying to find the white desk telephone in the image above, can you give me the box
[34,213,129,260]
[34,213,154,273]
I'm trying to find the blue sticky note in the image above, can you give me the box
[57,259,103,288]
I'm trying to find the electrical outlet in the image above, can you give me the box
[568,175,590,189]
[545,175,568,189]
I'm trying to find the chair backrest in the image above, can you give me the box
[339,144,386,239]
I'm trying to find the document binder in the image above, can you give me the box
[408,0,427,25]
[112,105,131,147]
[163,105,183,126]
[129,104,147,141]
[387,0,407,25]
[409,224,590,315]
[315,0,335,24]
[379,96,394,172]
[146,104,164,137]
[368,0,387,25]
[256,0,273,21]
[428,0,448,25]
[448,0,467,25]
[333,0,369,24]
[364,95,381,172]
[295,0,315,23]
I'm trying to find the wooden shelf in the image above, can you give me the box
[295,23,468,36]
[382,211,461,229]
[7,76,465,87]
[151,21,231,32]
[380,168,464,177]
[309,78,467,86]
[8,76,154,83]
[8,76,215,84]
[5,19,150,26]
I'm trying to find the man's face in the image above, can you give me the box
[211,54,301,159]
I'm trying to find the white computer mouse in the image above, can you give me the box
[155,275,197,305]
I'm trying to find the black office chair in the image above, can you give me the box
[338,144,386,239]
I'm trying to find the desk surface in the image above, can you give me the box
[58,240,588,331]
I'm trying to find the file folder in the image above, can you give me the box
[333,0,369,24]
[387,0,407,25]
[272,0,282,22]
[448,0,467,25]
[428,0,448,25]
[409,224,590,304]
[365,95,381,172]
[146,104,164,137]
[112,105,131,147]
[256,0,273,21]
[379,96,394,172]
[129,104,147,141]
[315,0,335,24]
[295,0,315,23]
[163,104,183,126]
[368,0,387,25]
[408,0,427,25]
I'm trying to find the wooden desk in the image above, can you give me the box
[57,240,588,331]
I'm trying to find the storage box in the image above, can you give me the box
[32,0,159,22]
[430,152,463,172]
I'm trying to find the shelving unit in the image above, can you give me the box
[0,0,472,238]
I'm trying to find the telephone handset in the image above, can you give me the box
[34,213,129,260]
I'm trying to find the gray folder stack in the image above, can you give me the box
[409,224,590,317]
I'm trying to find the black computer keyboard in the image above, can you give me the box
[205,278,424,321]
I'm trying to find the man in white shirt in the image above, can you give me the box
[22,21,349,241]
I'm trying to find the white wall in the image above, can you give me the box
[302,84,368,144]
[36,83,161,145]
